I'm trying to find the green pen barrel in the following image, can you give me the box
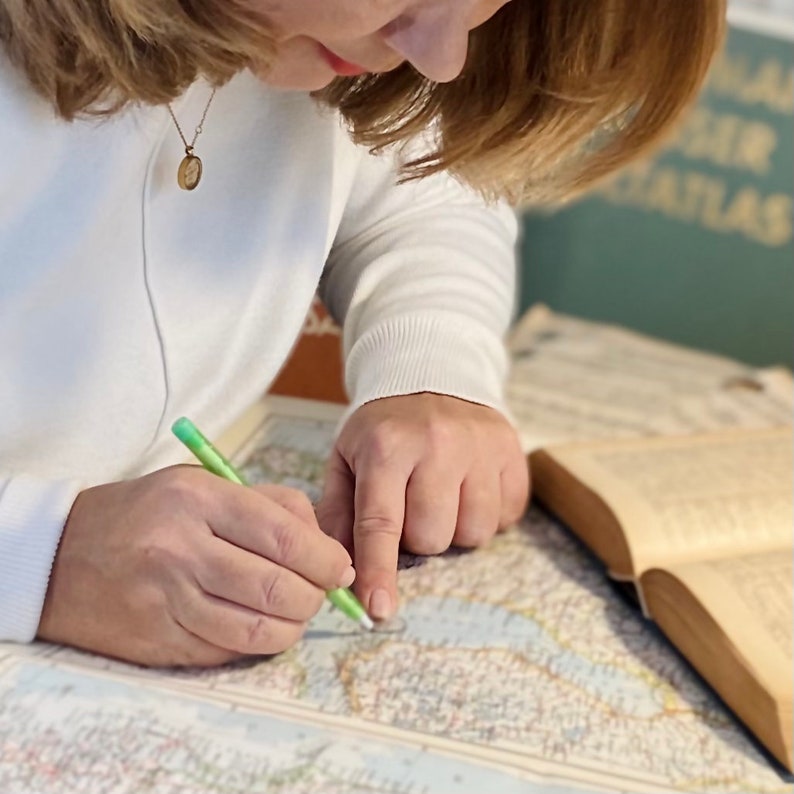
[172,417,249,486]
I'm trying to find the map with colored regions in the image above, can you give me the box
[1,396,790,794]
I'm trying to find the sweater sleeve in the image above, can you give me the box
[320,147,519,417]
[0,475,80,642]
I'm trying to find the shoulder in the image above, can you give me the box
[0,50,53,131]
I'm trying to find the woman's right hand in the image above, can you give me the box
[36,465,354,667]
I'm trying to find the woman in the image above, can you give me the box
[0,0,724,666]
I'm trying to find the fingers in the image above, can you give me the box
[198,476,352,592]
[167,577,307,657]
[403,465,460,555]
[315,449,355,553]
[453,468,501,548]
[313,400,529,631]
[193,534,330,622]
[350,453,517,622]
[499,447,531,529]
[453,449,528,544]
[351,463,408,621]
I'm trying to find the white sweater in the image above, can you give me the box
[0,63,518,642]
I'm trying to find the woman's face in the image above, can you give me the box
[254,0,512,89]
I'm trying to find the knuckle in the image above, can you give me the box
[282,494,317,526]
[270,520,299,564]
[155,465,204,503]
[141,466,213,524]
[244,613,275,653]
[284,489,314,516]
[245,615,305,655]
[424,419,456,451]
[139,536,187,576]
[355,514,402,540]
[260,569,287,613]
[366,421,402,463]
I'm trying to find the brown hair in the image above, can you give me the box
[0,0,725,203]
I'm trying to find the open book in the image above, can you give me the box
[529,425,793,772]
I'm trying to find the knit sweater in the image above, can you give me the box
[0,63,518,642]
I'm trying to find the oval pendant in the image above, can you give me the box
[177,154,203,191]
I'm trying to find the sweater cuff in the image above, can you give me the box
[0,476,80,642]
[344,313,509,417]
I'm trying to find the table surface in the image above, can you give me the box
[1,311,792,794]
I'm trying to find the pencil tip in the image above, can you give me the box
[360,614,375,631]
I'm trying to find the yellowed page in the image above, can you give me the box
[642,551,793,771]
[543,427,793,574]
[507,306,793,452]
[651,551,793,699]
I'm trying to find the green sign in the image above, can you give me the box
[519,25,793,367]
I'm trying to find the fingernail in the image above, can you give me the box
[338,566,356,589]
[369,588,393,621]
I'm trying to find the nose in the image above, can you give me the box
[381,4,471,83]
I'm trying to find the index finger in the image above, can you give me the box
[352,465,408,622]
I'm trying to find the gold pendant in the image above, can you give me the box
[177,153,203,191]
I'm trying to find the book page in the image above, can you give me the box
[507,306,793,451]
[647,552,793,697]
[542,427,793,574]
[642,551,793,771]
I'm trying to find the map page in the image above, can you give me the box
[1,396,791,794]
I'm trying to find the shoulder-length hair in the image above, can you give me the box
[0,0,725,203]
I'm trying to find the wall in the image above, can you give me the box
[519,24,793,367]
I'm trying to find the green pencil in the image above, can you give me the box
[172,416,374,632]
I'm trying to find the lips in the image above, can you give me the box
[318,45,369,77]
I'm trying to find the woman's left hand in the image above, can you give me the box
[315,393,530,622]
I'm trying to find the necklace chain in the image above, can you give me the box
[167,87,217,154]
[167,87,217,191]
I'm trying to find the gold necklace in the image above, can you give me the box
[167,88,217,191]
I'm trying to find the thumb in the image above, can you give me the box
[315,448,355,554]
